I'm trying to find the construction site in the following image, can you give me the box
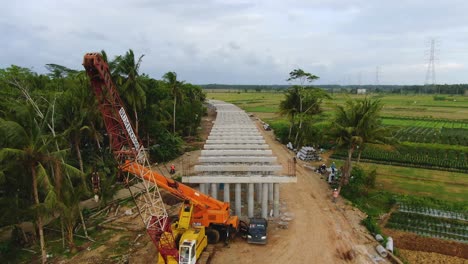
[0,52,466,264]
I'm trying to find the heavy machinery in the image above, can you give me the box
[160,200,208,263]
[82,53,239,263]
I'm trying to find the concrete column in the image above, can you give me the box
[274,183,280,217]
[211,183,218,199]
[261,183,268,219]
[248,183,254,218]
[235,183,242,216]
[224,183,230,203]
[256,183,262,203]
[199,184,206,194]
[268,183,274,203]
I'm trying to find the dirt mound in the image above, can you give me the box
[384,228,468,259]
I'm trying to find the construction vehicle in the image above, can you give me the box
[82,53,239,263]
[159,200,208,263]
[247,218,268,244]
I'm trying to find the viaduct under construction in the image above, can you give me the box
[183,100,297,219]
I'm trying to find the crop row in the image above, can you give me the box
[386,212,468,243]
[382,116,468,129]
[331,145,468,172]
[394,127,468,146]
[398,204,468,221]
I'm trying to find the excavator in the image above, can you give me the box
[82,53,240,263]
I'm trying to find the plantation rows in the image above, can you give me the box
[331,145,468,172]
[386,212,468,243]
[398,203,468,221]
[394,127,468,146]
[382,117,468,129]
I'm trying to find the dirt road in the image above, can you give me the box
[61,110,384,264]
[210,118,383,264]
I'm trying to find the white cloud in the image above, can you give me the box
[0,0,467,84]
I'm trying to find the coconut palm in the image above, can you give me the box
[0,113,61,264]
[162,71,184,134]
[279,86,300,139]
[328,97,389,188]
[113,49,147,135]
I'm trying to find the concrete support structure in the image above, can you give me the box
[268,183,274,203]
[248,183,254,218]
[274,183,280,217]
[262,183,269,219]
[235,183,242,216]
[211,183,218,199]
[224,183,230,203]
[256,183,262,203]
[199,184,206,194]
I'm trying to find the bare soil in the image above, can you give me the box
[383,228,468,259]
[208,116,387,264]
[398,249,468,264]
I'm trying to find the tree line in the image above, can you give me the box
[0,49,205,262]
[203,83,468,95]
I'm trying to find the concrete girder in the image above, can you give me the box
[205,139,266,144]
[198,156,277,163]
[204,144,269,150]
[182,175,297,183]
[201,150,273,156]
[208,136,264,140]
[194,165,282,172]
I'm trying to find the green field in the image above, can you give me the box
[207,91,468,204]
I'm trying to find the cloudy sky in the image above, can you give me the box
[1,0,467,85]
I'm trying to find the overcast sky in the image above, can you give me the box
[1,0,467,85]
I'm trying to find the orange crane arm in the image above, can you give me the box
[122,161,226,211]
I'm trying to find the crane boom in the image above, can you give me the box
[83,53,239,261]
[83,53,178,260]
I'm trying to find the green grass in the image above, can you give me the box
[356,162,468,203]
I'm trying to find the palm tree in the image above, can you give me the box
[328,97,389,188]
[279,86,300,139]
[279,85,328,146]
[113,49,147,135]
[0,115,60,264]
[162,71,184,134]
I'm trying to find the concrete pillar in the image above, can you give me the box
[248,183,254,218]
[262,183,268,219]
[256,183,262,203]
[235,183,242,216]
[224,183,230,203]
[274,183,280,217]
[268,183,274,203]
[211,183,218,199]
[199,184,206,194]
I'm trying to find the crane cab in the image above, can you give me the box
[179,240,196,264]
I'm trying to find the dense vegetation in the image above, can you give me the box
[331,143,468,172]
[0,49,205,261]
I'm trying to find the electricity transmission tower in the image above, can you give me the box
[424,38,438,94]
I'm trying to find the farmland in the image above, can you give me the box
[207,91,468,204]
